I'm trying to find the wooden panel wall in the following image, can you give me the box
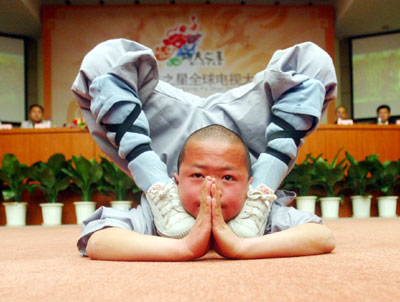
[0,128,103,165]
[298,124,400,163]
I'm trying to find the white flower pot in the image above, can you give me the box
[296,196,317,214]
[40,203,64,226]
[377,196,398,218]
[319,197,341,219]
[111,200,132,211]
[73,201,96,224]
[351,195,371,218]
[3,202,27,226]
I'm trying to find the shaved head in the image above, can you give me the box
[177,124,251,176]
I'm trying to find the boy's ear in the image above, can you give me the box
[173,173,179,185]
[248,176,253,185]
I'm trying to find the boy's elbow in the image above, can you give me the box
[320,226,336,253]
[86,232,102,260]
[85,228,129,261]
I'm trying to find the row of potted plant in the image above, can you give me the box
[281,149,400,219]
[0,153,141,227]
[2,149,399,226]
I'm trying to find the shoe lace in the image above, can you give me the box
[242,188,276,229]
[148,183,185,225]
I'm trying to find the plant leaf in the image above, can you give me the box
[2,189,16,201]
[47,153,66,173]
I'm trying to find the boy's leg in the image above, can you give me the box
[72,39,195,238]
[72,38,163,189]
[207,42,337,237]
[250,42,337,190]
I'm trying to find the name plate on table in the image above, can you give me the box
[337,119,354,125]
[34,121,51,129]
[0,124,13,130]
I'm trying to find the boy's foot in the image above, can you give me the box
[146,181,195,238]
[228,184,277,238]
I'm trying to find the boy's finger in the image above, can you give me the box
[211,181,222,200]
[210,183,222,220]
[199,177,212,216]
[211,182,216,199]
[204,177,213,194]
[206,177,212,194]
[201,179,206,200]
[211,195,225,226]
[205,196,211,216]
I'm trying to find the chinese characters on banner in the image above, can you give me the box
[160,72,253,95]
[153,16,253,96]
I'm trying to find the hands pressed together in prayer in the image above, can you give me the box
[182,176,245,260]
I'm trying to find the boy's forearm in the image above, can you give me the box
[86,227,193,261]
[237,223,335,259]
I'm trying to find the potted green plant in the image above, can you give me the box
[28,154,70,226]
[344,152,378,218]
[0,154,35,226]
[62,155,103,224]
[373,159,400,218]
[312,149,347,219]
[282,154,321,214]
[100,156,140,210]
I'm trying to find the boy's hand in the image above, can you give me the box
[181,177,212,259]
[210,180,244,259]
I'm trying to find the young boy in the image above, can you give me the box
[78,125,334,261]
[72,38,337,259]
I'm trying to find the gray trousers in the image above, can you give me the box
[72,39,337,191]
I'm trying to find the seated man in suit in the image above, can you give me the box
[21,104,51,128]
[376,105,393,125]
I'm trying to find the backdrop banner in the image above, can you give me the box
[42,4,334,126]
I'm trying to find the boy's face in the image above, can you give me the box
[174,138,252,221]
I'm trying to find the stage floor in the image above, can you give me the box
[1,218,399,302]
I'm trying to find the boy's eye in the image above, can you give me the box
[191,173,204,178]
[222,175,234,181]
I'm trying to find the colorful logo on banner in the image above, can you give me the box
[154,16,223,68]
[154,16,253,97]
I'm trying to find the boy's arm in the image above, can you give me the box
[244,223,335,258]
[213,222,335,259]
[210,183,335,259]
[86,227,202,261]
[86,179,213,261]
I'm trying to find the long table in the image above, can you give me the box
[1,124,399,165]
[1,125,399,224]
[298,124,400,163]
[0,127,104,165]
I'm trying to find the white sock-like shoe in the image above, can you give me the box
[145,181,195,238]
[228,184,277,238]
